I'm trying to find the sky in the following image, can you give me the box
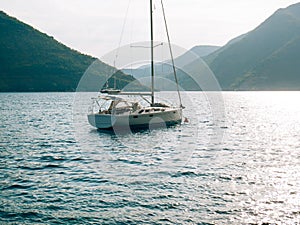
[1,0,299,58]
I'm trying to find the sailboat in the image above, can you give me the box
[87,0,183,130]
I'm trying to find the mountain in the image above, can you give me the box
[122,45,220,88]
[4,2,299,92]
[188,45,221,58]
[238,36,300,90]
[204,2,300,90]
[204,33,247,65]
[0,11,140,92]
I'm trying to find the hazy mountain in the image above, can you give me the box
[0,11,140,92]
[235,37,300,90]
[204,34,247,65]
[189,45,221,58]
[128,0,300,91]
[204,2,300,90]
[122,45,220,81]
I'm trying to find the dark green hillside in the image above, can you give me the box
[0,11,137,92]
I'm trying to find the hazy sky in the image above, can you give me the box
[1,0,299,58]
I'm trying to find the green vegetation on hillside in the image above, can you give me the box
[0,11,139,92]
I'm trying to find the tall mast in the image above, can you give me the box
[150,0,154,106]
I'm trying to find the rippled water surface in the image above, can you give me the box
[1,92,300,224]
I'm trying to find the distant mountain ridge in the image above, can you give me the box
[189,45,221,58]
[131,3,300,91]
[122,45,220,87]
[0,11,139,92]
[203,2,300,90]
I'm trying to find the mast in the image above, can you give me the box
[150,0,154,106]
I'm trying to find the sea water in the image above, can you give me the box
[1,92,300,224]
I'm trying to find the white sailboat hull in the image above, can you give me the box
[88,107,182,129]
[87,1,184,131]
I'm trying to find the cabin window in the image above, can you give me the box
[149,114,153,117]
[133,115,138,118]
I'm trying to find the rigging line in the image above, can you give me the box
[141,95,151,105]
[110,0,131,89]
[130,43,163,48]
[114,0,131,68]
[160,0,183,108]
